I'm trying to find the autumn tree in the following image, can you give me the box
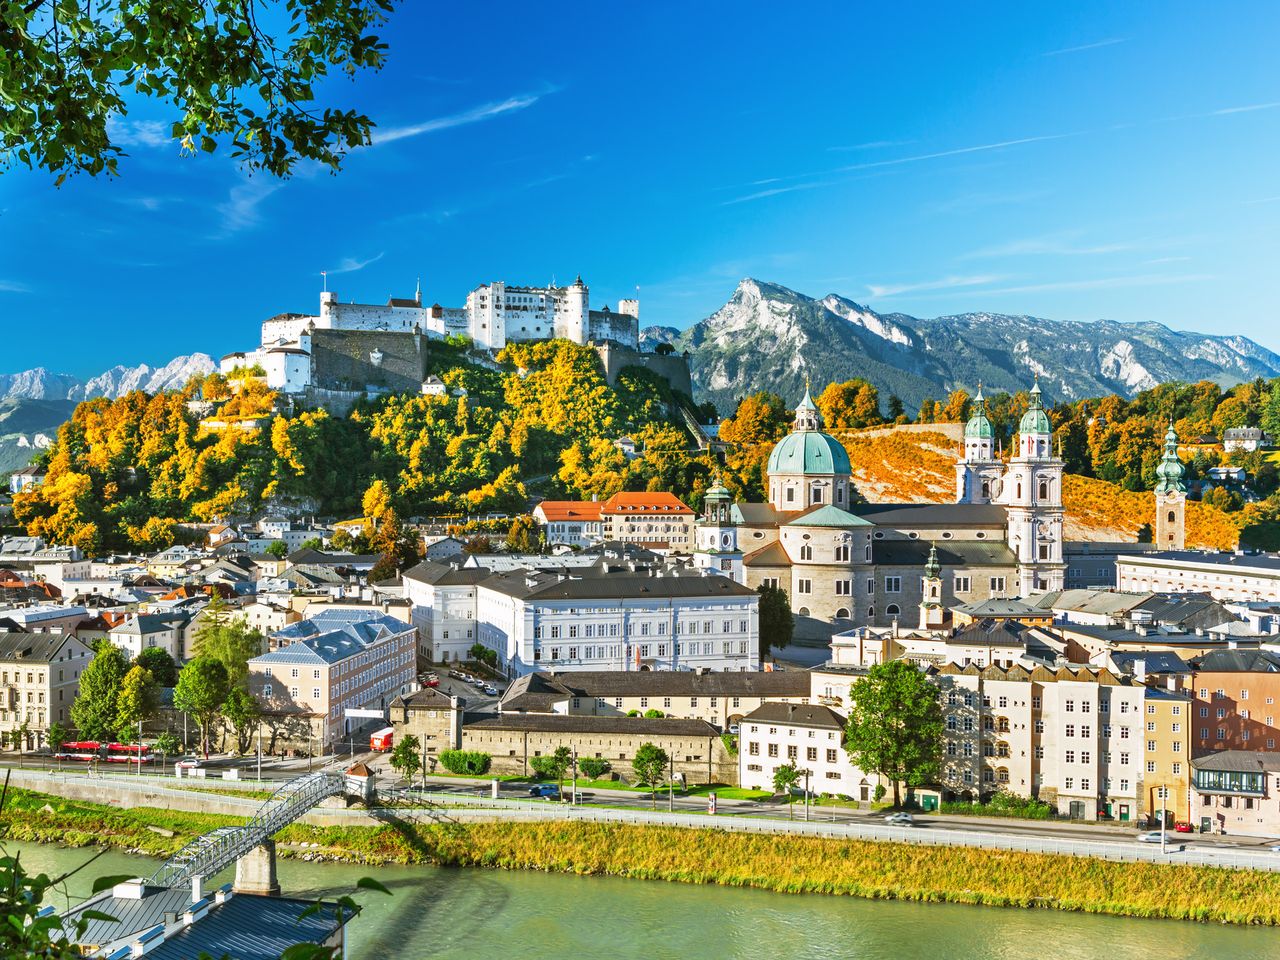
[817,380,883,429]
[718,392,791,444]
[506,515,540,553]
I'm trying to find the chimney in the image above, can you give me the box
[191,875,203,903]
[1134,660,1147,683]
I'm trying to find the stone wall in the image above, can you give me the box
[462,725,737,785]
[592,342,694,397]
[310,329,429,394]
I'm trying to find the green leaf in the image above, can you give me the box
[91,874,137,893]
[79,909,121,924]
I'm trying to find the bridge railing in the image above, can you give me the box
[146,772,345,889]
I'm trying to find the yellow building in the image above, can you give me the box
[1144,686,1192,825]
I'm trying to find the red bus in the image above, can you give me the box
[105,743,153,764]
[369,727,394,752]
[55,740,102,762]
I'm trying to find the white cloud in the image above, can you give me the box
[963,232,1140,259]
[1210,101,1280,116]
[0,279,30,293]
[826,139,915,152]
[373,93,546,145]
[106,118,170,148]
[867,275,1005,298]
[1042,38,1124,57]
[329,252,386,275]
[213,176,283,236]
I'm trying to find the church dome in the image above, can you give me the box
[1155,423,1186,494]
[1018,380,1051,435]
[767,431,852,475]
[964,384,994,439]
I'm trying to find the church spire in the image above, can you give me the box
[1155,419,1186,494]
[793,383,822,432]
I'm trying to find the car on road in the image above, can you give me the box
[883,812,915,826]
[1136,831,1165,843]
[174,757,204,770]
[1174,821,1195,833]
[482,685,498,696]
[424,674,440,688]
[471,678,487,688]
[728,724,740,735]
[528,784,560,800]
[1270,844,1280,853]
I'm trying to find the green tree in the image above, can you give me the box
[390,734,423,783]
[173,656,230,757]
[193,595,264,689]
[299,536,325,551]
[46,720,68,755]
[5,0,396,182]
[773,762,801,819]
[134,647,178,687]
[757,584,794,658]
[154,731,182,759]
[222,686,260,754]
[844,660,943,808]
[114,665,160,739]
[70,644,129,740]
[531,745,572,790]
[265,539,290,559]
[632,742,669,810]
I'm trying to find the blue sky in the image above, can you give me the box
[3,1,1279,375]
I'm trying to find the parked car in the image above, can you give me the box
[471,678,487,688]
[1174,821,1194,834]
[425,675,440,688]
[884,812,915,826]
[174,757,204,770]
[728,724,740,735]
[528,784,560,800]
[482,685,498,696]
[1136,831,1165,843]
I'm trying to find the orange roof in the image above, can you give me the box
[534,501,603,522]
[600,491,694,514]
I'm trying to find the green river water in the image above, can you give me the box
[11,840,1279,959]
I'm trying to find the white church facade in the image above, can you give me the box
[693,383,1067,629]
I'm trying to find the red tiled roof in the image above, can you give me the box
[534,501,603,522]
[600,491,693,515]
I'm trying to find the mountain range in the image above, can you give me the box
[642,279,1280,413]
[0,354,215,475]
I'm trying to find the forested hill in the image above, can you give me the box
[11,341,722,556]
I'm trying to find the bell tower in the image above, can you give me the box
[1005,378,1065,595]
[695,474,743,583]
[956,384,1005,503]
[1154,421,1187,551]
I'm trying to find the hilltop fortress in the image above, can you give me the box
[221,276,685,403]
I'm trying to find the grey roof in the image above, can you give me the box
[481,569,756,602]
[465,714,720,737]
[1109,651,1192,675]
[872,540,1016,567]
[286,547,378,566]
[62,884,192,948]
[402,559,492,587]
[1192,750,1280,773]
[393,686,463,711]
[1121,550,1280,573]
[1190,650,1280,673]
[950,619,1029,647]
[855,503,1008,527]
[0,631,80,664]
[499,669,809,713]
[741,701,845,729]
[1029,589,1154,616]
[954,597,1041,617]
[148,894,347,960]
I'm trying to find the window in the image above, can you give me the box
[313,688,320,699]
[826,749,837,763]
[835,580,851,595]
[884,577,901,593]
[768,744,778,757]
[787,745,797,760]
[749,742,759,756]
[954,576,971,593]
[989,577,1005,593]
[1216,727,1226,740]
[797,579,812,595]
[799,545,813,561]
[1065,750,1075,763]
[1066,724,1075,737]
[807,747,818,762]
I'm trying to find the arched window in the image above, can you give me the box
[799,545,813,561]
[797,607,810,617]
[1038,480,1049,500]
[981,480,991,498]
[835,544,850,562]
[811,484,825,504]
[867,607,876,619]
[836,486,844,504]
[1016,482,1022,499]
[886,603,901,617]
[835,608,850,620]
[1167,510,1176,523]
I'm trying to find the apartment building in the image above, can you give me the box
[738,702,875,799]
[1116,550,1280,603]
[532,501,603,549]
[1143,686,1192,824]
[598,492,695,550]
[1188,650,1280,755]
[249,610,417,750]
[934,663,1147,821]
[1191,751,1280,837]
[109,613,187,661]
[496,669,811,728]
[0,631,94,750]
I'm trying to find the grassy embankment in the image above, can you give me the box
[3,787,1279,925]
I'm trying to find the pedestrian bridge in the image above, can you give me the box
[146,771,348,890]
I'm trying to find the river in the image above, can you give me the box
[11,840,1277,959]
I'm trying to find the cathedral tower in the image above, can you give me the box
[766,387,853,511]
[695,475,743,582]
[1154,421,1187,551]
[955,384,1005,503]
[1004,379,1065,595]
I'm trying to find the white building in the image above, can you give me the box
[1116,551,1280,603]
[405,558,760,676]
[738,702,876,800]
[532,501,604,549]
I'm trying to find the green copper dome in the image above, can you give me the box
[1018,379,1052,435]
[1155,422,1186,494]
[767,431,852,475]
[964,384,994,440]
